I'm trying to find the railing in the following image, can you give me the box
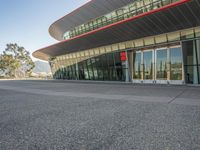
[63,0,179,40]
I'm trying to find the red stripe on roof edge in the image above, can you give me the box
[34,0,191,59]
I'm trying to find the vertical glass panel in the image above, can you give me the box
[95,57,103,80]
[106,53,115,81]
[182,40,199,84]
[87,59,94,80]
[114,52,123,81]
[156,49,168,80]
[133,52,142,79]
[195,39,200,84]
[78,62,85,80]
[83,61,89,80]
[90,58,98,80]
[101,54,109,80]
[143,51,153,80]
[170,47,183,80]
[196,39,200,66]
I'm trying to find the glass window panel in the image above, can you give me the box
[170,47,183,80]
[90,58,98,80]
[114,52,123,81]
[143,51,153,80]
[83,60,90,80]
[95,56,104,80]
[156,49,168,80]
[196,39,200,65]
[133,52,142,79]
[99,54,109,80]
[87,59,94,80]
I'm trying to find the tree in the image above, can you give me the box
[0,43,35,78]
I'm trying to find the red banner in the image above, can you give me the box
[120,51,127,61]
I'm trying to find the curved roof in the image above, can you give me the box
[49,0,133,41]
[33,0,199,61]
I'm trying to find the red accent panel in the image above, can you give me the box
[35,0,191,54]
[120,52,127,61]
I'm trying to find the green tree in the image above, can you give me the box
[0,43,35,78]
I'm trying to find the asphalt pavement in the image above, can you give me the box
[0,80,200,150]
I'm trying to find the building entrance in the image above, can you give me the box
[133,45,184,84]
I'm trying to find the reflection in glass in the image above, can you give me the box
[133,52,141,79]
[156,49,168,80]
[170,47,183,80]
[182,40,195,83]
[54,52,124,81]
[143,51,153,80]
[63,0,177,39]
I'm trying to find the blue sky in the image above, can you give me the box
[0,0,88,60]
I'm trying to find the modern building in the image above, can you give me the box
[33,0,200,85]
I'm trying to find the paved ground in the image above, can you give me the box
[0,80,200,150]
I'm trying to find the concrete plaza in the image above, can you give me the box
[0,80,200,149]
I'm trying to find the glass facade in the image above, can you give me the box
[182,39,200,84]
[49,27,200,84]
[133,45,183,84]
[63,0,179,40]
[170,47,183,80]
[143,51,153,80]
[53,52,125,81]
[156,49,168,80]
[133,52,142,79]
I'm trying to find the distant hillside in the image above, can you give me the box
[33,61,51,73]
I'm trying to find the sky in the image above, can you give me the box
[0,0,88,60]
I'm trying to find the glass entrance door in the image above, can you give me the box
[132,45,184,84]
[133,51,142,83]
[169,46,184,84]
[155,48,168,84]
[143,50,154,83]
